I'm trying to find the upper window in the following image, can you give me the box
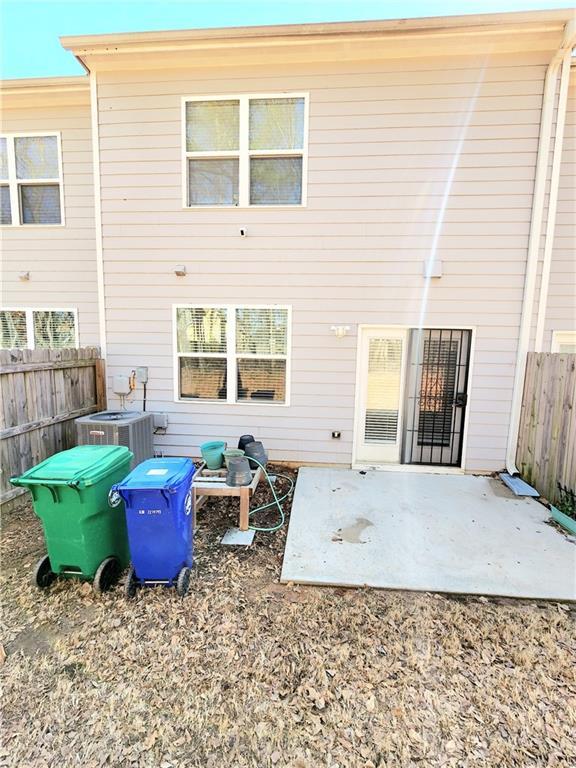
[175,305,290,404]
[0,134,63,226]
[183,95,308,207]
[551,331,576,354]
[0,309,77,349]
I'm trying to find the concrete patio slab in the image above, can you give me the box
[280,468,576,600]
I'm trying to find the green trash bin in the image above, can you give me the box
[11,445,133,593]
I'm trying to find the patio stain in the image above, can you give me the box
[334,517,374,544]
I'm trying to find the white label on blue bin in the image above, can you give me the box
[185,491,192,516]
[146,469,169,476]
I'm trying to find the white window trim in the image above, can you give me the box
[551,330,576,352]
[181,93,309,209]
[173,304,292,406]
[1,307,79,349]
[0,132,65,227]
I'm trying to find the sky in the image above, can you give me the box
[1,0,574,79]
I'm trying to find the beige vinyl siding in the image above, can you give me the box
[544,72,576,346]
[96,51,554,471]
[0,103,99,346]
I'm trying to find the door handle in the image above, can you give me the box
[454,393,467,407]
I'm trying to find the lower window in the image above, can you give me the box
[551,330,576,353]
[0,308,78,349]
[175,305,290,404]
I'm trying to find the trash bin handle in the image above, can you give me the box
[108,486,123,508]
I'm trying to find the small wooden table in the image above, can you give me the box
[193,463,264,531]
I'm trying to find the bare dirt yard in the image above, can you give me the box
[1,466,575,768]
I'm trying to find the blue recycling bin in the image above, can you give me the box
[111,457,196,597]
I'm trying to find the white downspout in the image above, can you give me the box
[534,54,573,352]
[89,70,107,359]
[505,20,576,476]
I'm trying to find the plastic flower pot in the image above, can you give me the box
[238,434,255,452]
[223,448,245,468]
[550,505,576,535]
[226,457,253,487]
[243,441,268,469]
[200,441,226,470]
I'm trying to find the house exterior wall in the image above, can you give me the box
[544,72,576,346]
[92,50,571,472]
[0,97,99,346]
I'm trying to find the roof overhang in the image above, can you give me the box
[0,76,90,109]
[60,9,576,71]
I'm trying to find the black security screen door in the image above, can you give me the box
[402,329,472,466]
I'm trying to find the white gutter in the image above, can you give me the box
[89,71,107,359]
[505,19,576,476]
[534,54,573,352]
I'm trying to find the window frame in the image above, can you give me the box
[181,93,309,209]
[551,330,576,353]
[0,307,78,349]
[173,304,292,406]
[0,132,65,227]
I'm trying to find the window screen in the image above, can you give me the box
[176,307,228,401]
[188,159,239,206]
[176,307,227,353]
[0,185,11,225]
[236,308,288,403]
[33,311,77,348]
[0,137,8,180]
[20,184,61,225]
[179,357,227,400]
[250,157,303,206]
[186,100,239,152]
[0,310,28,349]
[249,97,304,151]
[15,136,59,179]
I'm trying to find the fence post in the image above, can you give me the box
[95,358,107,412]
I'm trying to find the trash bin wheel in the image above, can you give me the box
[93,556,122,594]
[124,565,137,599]
[176,567,192,597]
[33,554,56,590]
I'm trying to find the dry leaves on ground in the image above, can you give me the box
[1,466,575,768]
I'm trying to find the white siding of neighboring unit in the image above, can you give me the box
[0,103,99,346]
[545,73,576,346]
[95,51,558,471]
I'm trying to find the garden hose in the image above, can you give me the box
[246,457,294,533]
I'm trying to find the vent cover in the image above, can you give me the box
[75,411,154,467]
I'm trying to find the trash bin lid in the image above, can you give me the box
[13,445,133,488]
[116,457,194,492]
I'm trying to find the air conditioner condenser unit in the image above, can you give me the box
[76,411,154,467]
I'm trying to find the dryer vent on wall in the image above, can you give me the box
[75,411,154,468]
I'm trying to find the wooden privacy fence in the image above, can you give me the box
[1,347,105,505]
[517,352,576,505]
